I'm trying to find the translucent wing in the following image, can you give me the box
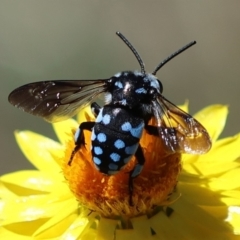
[153,96,212,154]
[8,80,107,122]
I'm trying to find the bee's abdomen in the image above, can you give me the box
[91,106,144,175]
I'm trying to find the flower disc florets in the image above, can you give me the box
[62,113,181,218]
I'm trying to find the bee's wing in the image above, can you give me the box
[153,96,212,154]
[8,80,107,122]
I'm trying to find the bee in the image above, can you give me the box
[8,32,211,205]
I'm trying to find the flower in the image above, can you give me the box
[1,104,240,239]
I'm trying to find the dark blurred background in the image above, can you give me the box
[1,1,240,174]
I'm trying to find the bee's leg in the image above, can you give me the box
[68,121,95,165]
[91,102,101,117]
[129,145,145,206]
[145,125,159,136]
[69,102,100,166]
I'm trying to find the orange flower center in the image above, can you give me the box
[62,121,181,218]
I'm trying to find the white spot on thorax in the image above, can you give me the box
[115,81,123,89]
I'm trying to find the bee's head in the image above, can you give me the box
[105,71,162,109]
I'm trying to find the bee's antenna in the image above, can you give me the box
[116,32,145,74]
[152,41,196,76]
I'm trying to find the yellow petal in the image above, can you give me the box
[52,119,78,144]
[1,195,51,225]
[200,206,229,220]
[115,228,144,240]
[226,206,240,235]
[76,104,95,123]
[131,215,155,239]
[1,189,72,225]
[178,100,189,113]
[80,229,97,240]
[171,198,231,238]
[0,181,18,199]
[221,197,240,206]
[209,168,240,191]
[97,217,119,240]
[0,170,63,193]
[222,190,240,200]
[32,198,78,238]
[198,134,240,164]
[178,182,222,206]
[59,215,90,240]
[194,105,228,142]
[15,131,63,172]
[199,161,239,177]
[0,228,25,240]
[1,220,48,239]
[149,211,183,239]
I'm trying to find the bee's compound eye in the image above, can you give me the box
[157,80,163,93]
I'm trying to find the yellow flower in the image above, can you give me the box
[1,104,240,239]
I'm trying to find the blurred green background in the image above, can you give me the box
[1,1,240,174]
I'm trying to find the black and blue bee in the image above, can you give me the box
[8,32,212,205]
